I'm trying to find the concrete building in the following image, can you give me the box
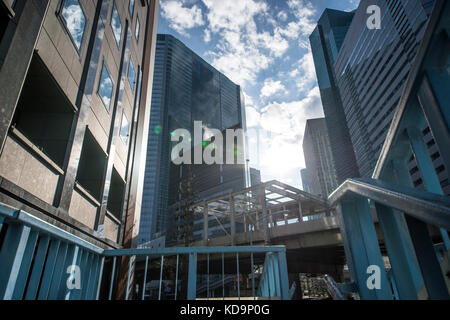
[139,34,248,245]
[309,8,360,185]
[0,0,159,250]
[302,118,338,198]
[334,0,435,178]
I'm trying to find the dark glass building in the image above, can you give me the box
[139,34,248,244]
[309,9,359,185]
[334,0,435,178]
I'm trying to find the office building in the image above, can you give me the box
[0,0,159,249]
[310,8,360,185]
[139,34,248,244]
[300,168,310,193]
[303,118,338,198]
[334,0,435,178]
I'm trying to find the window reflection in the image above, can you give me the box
[61,0,86,51]
[135,17,140,42]
[120,112,130,145]
[98,62,113,111]
[111,2,122,47]
[129,0,135,16]
[128,58,136,91]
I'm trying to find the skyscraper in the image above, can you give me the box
[139,34,248,244]
[334,0,435,178]
[310,8,360,185]
[0,0,159,249]
[302,118,338,198]
[300,168,310,193]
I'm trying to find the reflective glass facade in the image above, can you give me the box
[139,34,247,244]
[309,8,359,186]
[334,0,434,177]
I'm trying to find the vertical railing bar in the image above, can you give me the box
[158,255,164,301]
[142,256,149,301]
[236,252,240,300]
[108,257,117,300]
[175,254,179,301]
[95,257,105,300]
[207,253,210,300]
[222,252,225,300]
[125,256,133,300]
[251,251,255,300]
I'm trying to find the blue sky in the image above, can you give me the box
[157,0,359,188]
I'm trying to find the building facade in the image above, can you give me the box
[0,0,159,250]
[309,8,360,185]
[334,0,435,178]
[300,168,310,193]
[139,34,248,245]
[302,118,339,198]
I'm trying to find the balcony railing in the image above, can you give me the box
[0,204,289,300]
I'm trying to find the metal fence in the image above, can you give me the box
[0,204,289,300]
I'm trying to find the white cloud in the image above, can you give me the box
[260,79,287,98]
[246,87,324,186]
[160,0,205,36]
[203,29,211,42]
[202,0,294,85]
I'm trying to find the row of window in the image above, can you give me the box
[60,0,140,52]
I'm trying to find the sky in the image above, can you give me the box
[157,0,360,189]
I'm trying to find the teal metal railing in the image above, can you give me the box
[0,204,290,300]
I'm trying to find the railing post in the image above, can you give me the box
[0,224,33,300]
[392,159,450,299]
[375,203,423,299]
[187,252,197,300]
[337,197,392,300]
[277,251,290,300]
[407,126,450,250]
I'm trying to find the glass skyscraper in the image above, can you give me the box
[310,9,360,185]
[139,34,248,245]
[334,0,435,178]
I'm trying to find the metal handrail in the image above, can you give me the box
[328,178,450,230]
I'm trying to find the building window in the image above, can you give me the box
[128,58,136,91]
[107,168,126,220]
[129,0,135,17]
[110,1,122,48]
[12,54,75,168]
[59,0,86,51]
[120,112,130,146]
[135,16,140,42]
[98,61,113,111]
[76,130,107,201]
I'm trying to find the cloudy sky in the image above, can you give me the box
[157,0,359,189]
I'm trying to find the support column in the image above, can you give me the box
[230,196,236,246]
[375,203,423,299]
[260,187,270,245]
[203,202,208,246]
[407,126,450,250]
[298,201,303,222]
[337,197,392,300]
